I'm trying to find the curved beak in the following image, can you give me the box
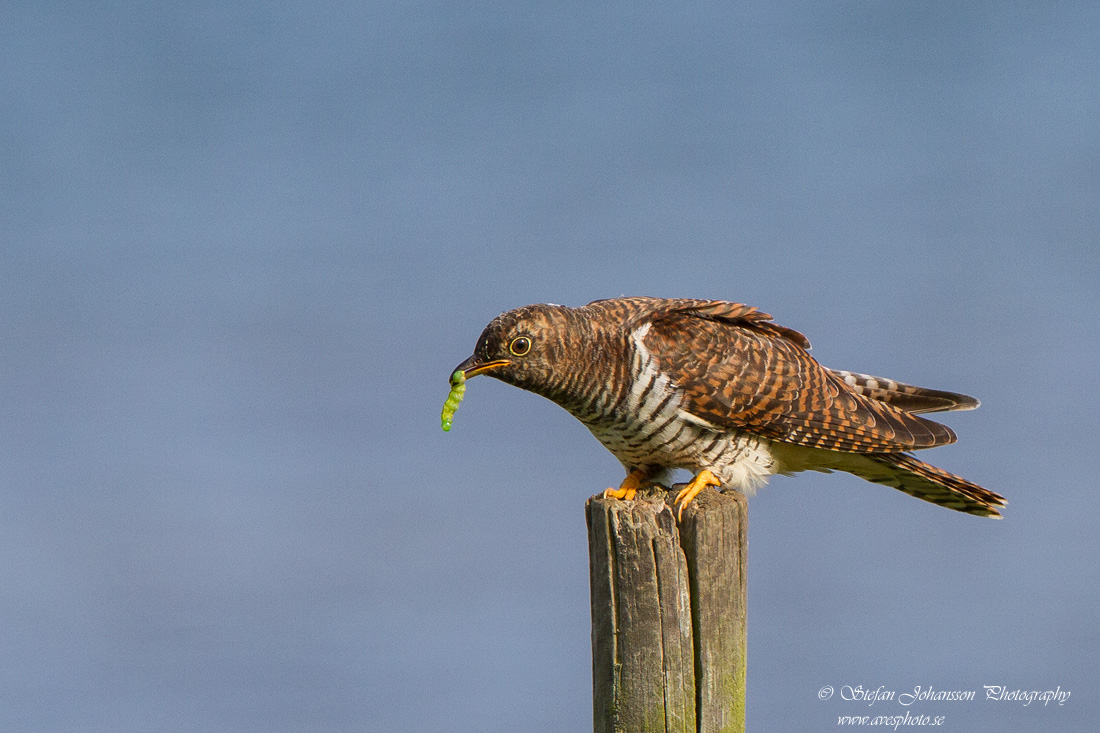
[453,355,511,380]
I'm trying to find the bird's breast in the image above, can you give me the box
[574,324,704,466]
[566,323,778,491]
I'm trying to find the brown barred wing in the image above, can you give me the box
[646,306,957,454]
[828,369,980,414]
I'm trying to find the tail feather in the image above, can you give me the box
[830,369,980,414]
[859,453,1006,518]
[771,443,1006,518]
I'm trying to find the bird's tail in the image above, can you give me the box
[852,452,1006,518]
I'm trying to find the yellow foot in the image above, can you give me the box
[674,469,721,520]
[603,486,636,500]
[602,469,647,501]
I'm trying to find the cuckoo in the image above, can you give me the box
[449,297,1006,518]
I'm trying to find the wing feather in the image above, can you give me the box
[828,369,980,414]
[646,301,957,453]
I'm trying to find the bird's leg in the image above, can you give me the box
[603,468,648,501]
[674,469,721,520]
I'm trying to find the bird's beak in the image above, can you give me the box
[453,355,511,379]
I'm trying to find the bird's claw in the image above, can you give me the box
[602,486,637,500]
[603,468,649,501]
[674,469,721,520]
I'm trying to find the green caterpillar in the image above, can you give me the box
[440,369,466,431]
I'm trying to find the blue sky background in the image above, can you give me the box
[3,2,1098,731]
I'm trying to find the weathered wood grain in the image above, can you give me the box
[586,487,747,733]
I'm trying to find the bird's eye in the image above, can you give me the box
[509,336,532,356]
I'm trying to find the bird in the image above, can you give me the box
[450,297,1006,518]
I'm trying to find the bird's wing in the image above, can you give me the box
[646,301,958,453]
[827,369,980,414]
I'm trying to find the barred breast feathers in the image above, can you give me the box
[622,322,777,495]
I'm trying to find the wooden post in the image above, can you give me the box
[586,486,747,733]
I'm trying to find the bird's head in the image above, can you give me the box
[452,303,580,396]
